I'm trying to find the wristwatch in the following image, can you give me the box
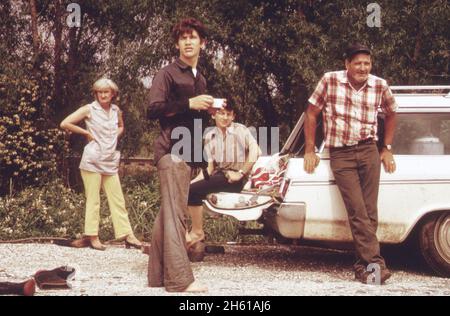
[383,144,392,151]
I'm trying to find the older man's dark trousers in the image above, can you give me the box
[148,154,194,292]
[330,142,386,273]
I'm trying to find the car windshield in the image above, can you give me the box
[390,113,450,155]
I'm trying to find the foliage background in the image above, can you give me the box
[0,0,448,240]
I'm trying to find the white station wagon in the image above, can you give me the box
[205,86,450,277]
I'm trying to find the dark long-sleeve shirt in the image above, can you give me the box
[147,58,209,167]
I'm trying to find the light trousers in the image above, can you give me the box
[80,170,133,239]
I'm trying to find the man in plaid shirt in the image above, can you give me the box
[304,43,397,285]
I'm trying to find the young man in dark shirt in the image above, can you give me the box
[146,18,213,292]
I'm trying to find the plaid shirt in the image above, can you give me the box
[308,71,398,148]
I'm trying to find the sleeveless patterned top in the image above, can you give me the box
[79,101,121,175]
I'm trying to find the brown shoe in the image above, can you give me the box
[125,235,143,249]
[0,279,35,296]
[34,266,75,290]
[88,236,106,251]
[22,279,36,296]
[69,237,90,248]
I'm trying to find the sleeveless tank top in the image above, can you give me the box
[79,101,121,175]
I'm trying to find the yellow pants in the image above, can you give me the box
[80,170,133,239]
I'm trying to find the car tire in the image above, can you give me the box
[418,212,450,277]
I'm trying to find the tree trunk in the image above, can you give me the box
[67,27,78,96]
[257,82,278,128]
[29,0,39,56]
[53,0,64,117]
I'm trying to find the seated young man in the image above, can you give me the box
[187,101,261,246]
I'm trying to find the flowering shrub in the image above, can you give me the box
[0,177,162,241]
[0,181,85,239]
[0,175,246,242]
[0,73,66,194]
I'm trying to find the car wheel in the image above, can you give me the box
[418,212,450,277]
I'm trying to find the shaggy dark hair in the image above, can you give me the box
[171,18,207,43]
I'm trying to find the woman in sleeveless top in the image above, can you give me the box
[60,78,142,251]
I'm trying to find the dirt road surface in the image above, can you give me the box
[0,243,448,296]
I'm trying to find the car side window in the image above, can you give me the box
[378,113,450,155]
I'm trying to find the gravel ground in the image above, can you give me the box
[0,243,449,296]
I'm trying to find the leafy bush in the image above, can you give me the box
[0,174,250,243]
[0,72,67,195]
[0,181,84,239]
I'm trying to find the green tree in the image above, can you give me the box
[2,0,448,178]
